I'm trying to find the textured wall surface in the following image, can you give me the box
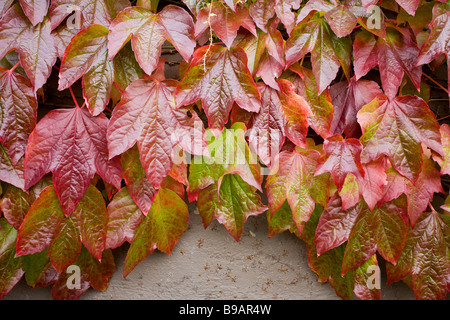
[5,203,416,300]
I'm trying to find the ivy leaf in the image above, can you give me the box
[329,77,382,138]
[315,135,365,192]
[0,4,57,91]
[0,177,51,229]
[415,2,450,98]
[359,158,388,211]
[16,185,108,273]
[49,0,131,29]
[24,106,122,216]
[108,5,196,76]
[105,186,145,250]
[195,2,256,49]
[18,0,49,25]
[357,94,442,182]
[51,247,115,300]
[386,210,450,300]
[0,144,25,190]
[123,188,189,276]
[107,78,206,188]
[21,248,58,289]
[188,122,262,202]
[58,24,113,116]
[395,0,420,16]
[265,146,321,234]
[288,64,334,138]
[0,218,24,300]
[0,66,37,164]
[249,0,275,32]
[274,0,301,33]
[197,173,267,242]
[177,45,261,136]
[285,13,352,94]
[120,145,157,215]
[315,193,409,275]
[353,28,422,100]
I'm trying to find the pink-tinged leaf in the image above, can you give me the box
[197,173,267,242]
[441,124,450,175]
[248,83,286,167]
[286,14,352,94]
[0,4,57,91]
[353,29,378,80]
[274,0,301,33]
[353,255,381,300]
[0,144,25,190]
[52,247,115,300]
[0,0,13,18]
[395,0,420,16]
[177,45,261,135]
[329,77,382,138]
[386,211,450,300]
[123,188,188,276]
[195,3,256,49]
[378,27,422,100]
[289,65,334,139]
[0,177,51,230]
[108,78,206,188]
[265,147,321,234]
[300,205,355,300]
[49,0,131,30]
[357,95,442,182]
[380,157,443,227]
[106,187,145,250]
[315,135,364,191]
[24,106,122,216]
[416,2,450,98]
[0,219,24,299]
[0,67,37,165]
[120,145,157,215]
[16,185,107,272]
[249,0,275,32]
[18,0,49,25]
[359,158,388,211]
[108,5,195,76]
[58,24,113,116]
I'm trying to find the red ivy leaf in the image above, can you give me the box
[386,210,450,300]
[315,135,365,191]
[265,146,321,234]
[0,66,37,164]
[441,124,450,175]
[177,45,261,136]
[195,2,256,49]
[107,78,206,188]
[108,5,196,76]
[58,24,113,116]
[24,106,122,216]
[0,144,25,190]
[286,13,352,94]
[416,2,450,97]
[0,4,57,91]
[16,185,108,273]
[18,0,49,25]
[353,28,422,100]
[329,76,382,138]
[357,94,442,182]
[123,188,189,276]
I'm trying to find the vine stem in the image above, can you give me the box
[438,114,450,122]
[69,87,80,108]
[203,2,214,73]
[423,73,449,94]
[113,82,124,94]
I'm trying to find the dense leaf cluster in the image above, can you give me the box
[0,0,449,300]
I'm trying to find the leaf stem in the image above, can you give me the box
[437,114,450,122]
[69,87,80,108]
[9,61,21,73]
[113,82,124,94]
[423,73,449,94]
